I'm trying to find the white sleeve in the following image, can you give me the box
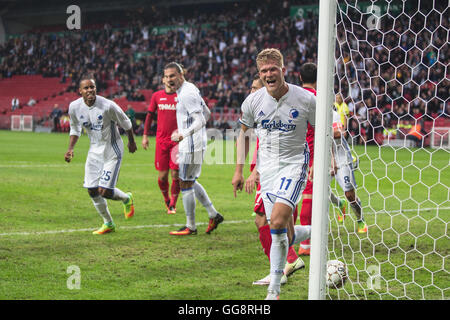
[239,95,254,128]
[307,93,316,127]
[68,104,81,137]
[109,101,132,131]
[179,111,205,137]
[201,98,211,122]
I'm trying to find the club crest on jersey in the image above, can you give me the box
[289,109,299,119]
[261,119,297,132]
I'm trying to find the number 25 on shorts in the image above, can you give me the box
[101,170,111,182]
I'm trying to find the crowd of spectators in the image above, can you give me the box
[0,0,448,143]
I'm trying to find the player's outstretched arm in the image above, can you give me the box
[65,135,79,162]
[142,134,149,150]
[142,111,154,150]
[232,124,251,197]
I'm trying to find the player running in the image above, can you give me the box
[163,62,223,236]
[245,74,305,286]
[331,107,367,233]
[142,77,180,215]
[232,49,314,300]
[64,75,137,235]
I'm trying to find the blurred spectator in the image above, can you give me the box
[125,104,137,131]
[50,104,62,132]
[60,113,70,132]
[27,97,37,107]
[11,97,20,111]
[406,120,426,147]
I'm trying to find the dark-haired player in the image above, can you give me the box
[65,76,137,234]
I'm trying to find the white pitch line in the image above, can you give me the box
[1,206,448,237]
[369,207,450,214]
[0,163,152,168]
[0,219,253,237]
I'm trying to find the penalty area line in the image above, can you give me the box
[0,219,253,237]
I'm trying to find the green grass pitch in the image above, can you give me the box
[0,131,448,300]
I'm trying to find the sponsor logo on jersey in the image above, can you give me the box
[82,120,103,131]
[158,103,176,110]
[261,119,297,132]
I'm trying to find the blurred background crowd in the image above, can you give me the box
[0,0,448,145]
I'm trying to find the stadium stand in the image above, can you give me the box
[0,0,448,142]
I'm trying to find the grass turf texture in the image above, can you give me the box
[0,131,448,300]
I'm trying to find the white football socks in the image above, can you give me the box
[268,229,288,295]
[182,188,196,230]
[111,188,129,202]
[193,181,218,218]
[292,225,312,245]
[91,195,113,224]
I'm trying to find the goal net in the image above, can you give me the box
[315,0,449,300]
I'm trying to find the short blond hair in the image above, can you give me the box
[256,48,284,69]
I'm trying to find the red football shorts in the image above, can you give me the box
[253,183,265,215]
[302,179,313,195]
[155,139,179,171]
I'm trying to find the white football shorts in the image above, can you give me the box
[83,143,123,190]
[334,162,357,192]
[259,159,309,222]
[178,151,204,182]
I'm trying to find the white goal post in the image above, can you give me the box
[308,0,337,300]
[430,127,450,149]
[309,0,449,300]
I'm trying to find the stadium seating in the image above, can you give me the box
[0,75,69,115]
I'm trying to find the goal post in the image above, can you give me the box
[309,0,449,300]
[308,0,337,300]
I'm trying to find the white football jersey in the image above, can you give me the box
[69,95,132,157]
[176,81,207,153]
[240,83,316,166]
[332,110,353,167]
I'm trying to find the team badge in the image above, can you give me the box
[289,109,299,119]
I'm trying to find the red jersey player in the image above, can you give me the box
[297,62,317,256]
[142,79,180,214]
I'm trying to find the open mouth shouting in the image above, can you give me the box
[266,79,277,88]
